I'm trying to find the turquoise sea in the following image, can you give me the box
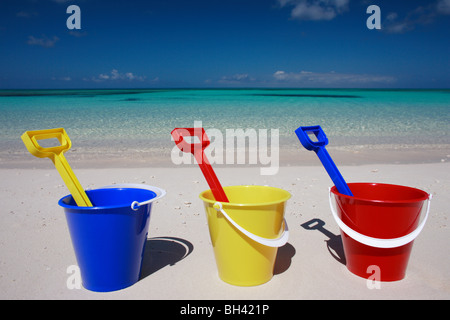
[1,89,449,166]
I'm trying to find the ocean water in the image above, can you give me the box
[1,89,449,166]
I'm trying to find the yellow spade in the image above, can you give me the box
[21,128,93,207]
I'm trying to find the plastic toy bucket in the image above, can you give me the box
[58,184,166,292]
[199,185,291,286]
[329,183,431,281]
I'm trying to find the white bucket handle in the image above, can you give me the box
[328,188,432,248]
[212,202,289,248]
[100,183,166,211]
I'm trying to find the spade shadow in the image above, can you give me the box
[301,218,346,265]
[140,236,194,280]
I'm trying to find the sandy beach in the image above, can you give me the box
[1,161,449,300]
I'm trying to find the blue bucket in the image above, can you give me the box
[58,184,166,292]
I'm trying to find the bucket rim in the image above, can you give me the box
[58,185,166,211]
[199,185,291,207]
[329,186,432,248]
[330,182,429,204]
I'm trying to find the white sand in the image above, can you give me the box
[0,163,449,300]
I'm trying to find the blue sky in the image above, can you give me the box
[0,0,449,89]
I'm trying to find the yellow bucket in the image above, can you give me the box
[199,185,291,286]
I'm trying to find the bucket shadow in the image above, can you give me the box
[140,236,194,280]
[301,219,346,265]
[273,243,296,275]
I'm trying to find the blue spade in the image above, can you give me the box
[295,125,353,196]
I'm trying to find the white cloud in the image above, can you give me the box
[218,73,255,84]
[51,76,72,81]
[273,70,396,85]
[437,0,450,14]
[87,69,146,82]
[68,30,87,37]
[27,35,59,48]
[278,0,349,21]
[110,69,121,80]
[384,0,450,34]
[16,11,38,18]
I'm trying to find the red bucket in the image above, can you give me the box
[329,183,431,282]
